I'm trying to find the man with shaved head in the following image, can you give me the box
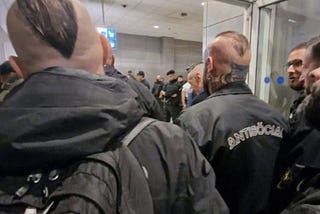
[0,0,229,213]
[186,63,207,106]
[176,31,289,214]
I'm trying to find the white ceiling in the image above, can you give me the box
[0,0,205,42]
[80,0,204,42]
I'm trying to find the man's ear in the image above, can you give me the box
[99,34,108,65]
[8,56,25,79]
[108,54,115,67]
[206,56,215,76]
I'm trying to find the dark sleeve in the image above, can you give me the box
[162,83,167,92]
[151,84,156,96]
[183,132,229,214]
[48,162,118,214]
[150,100,165,121]
[49,196,108,214]
[128,79,165,121]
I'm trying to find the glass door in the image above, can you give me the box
[254,0,320,116]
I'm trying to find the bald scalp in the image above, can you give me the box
[188,63,204,93]
[208,31,251,66]
[7,0,104,75]
[216,31,250,57]
[188,63,204,78]
[204,31,250,91]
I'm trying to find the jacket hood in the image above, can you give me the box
[0,67,144,173]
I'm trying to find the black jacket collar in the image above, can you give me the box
[208,81,252,99]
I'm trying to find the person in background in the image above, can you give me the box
[100,35,164,121]
[176,31,289,214]
[286,42,307,127]
[160,69,182,122]
[279,67,320,214]
[177,75,185,84]
[136,70,150,89]
[270,35,320,213]
[0,60,23,102]
[181,80,192,109]
[127,70,136,79]
[187,63,207,106]
[151,74,164,107]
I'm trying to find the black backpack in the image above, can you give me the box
[0,118,157,214]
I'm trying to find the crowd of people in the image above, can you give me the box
[0,0,320,213]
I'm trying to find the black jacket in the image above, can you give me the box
[191,90,207,106]
[163,78,182,106]
[288,90,305,130]
[140,79,151,89]
[0,67,229,214]
[270,98,320,213]
[151,80,164,98]
[104,65,164,121]
[176,82,289,214]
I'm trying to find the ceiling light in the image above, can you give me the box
[288,19,297,23]
[201,2,205,6]
[153,25,159,29]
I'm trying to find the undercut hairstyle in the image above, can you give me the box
[290,42,307,53]
[311,42,320,65]
[216,31,250,57]
[16,0,78,58]
[307,36,320,65]
[307,35,320,48]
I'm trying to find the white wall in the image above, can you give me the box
[114,33,202,84]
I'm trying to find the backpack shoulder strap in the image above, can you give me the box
[48,151,120,214]
[47,118,156,214]
[122,117,156,146]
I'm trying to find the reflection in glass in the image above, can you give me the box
[256,0,320,117]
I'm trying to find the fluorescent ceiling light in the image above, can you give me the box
[288,19,297,23]
[153,25,159,29]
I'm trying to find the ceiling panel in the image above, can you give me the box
[81,0,204,42]
[0,0,204,42]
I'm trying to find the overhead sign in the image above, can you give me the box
[97,27,117,50]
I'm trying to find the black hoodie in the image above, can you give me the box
[104,65,165,121]
[0,67,144,173]
[0,67,229,213]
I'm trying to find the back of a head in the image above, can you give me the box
[188,63,204,76]
[207,31,250,81]
[290,42,307,54]
[306,80,320,130]
[213,31,251,66]
[166,70,175,75]
[7,0,104,76]
[137,71,145,78]
[307,36,320,65]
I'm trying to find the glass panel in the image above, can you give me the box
[256,0,320,117]
[256,7,272,103]
[203,1,245,49]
